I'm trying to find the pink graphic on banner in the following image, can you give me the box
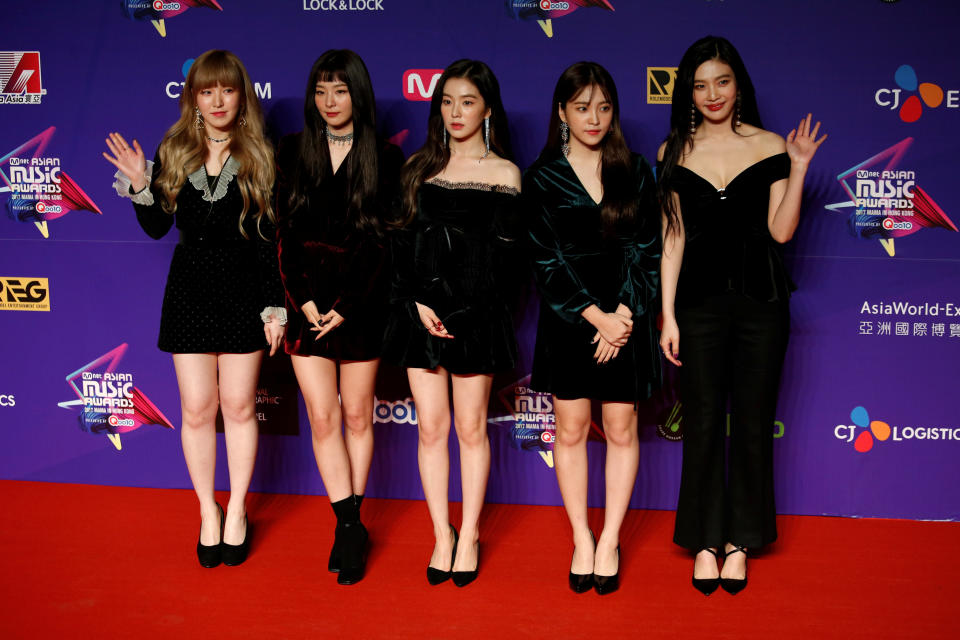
[58,343,174,452]
[505,0,614,38]
[122,0,223,37]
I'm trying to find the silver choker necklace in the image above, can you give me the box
[325,129,354,145]
[206,134,231,143]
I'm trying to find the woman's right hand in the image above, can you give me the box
[301,300,323,333]
[659,314,682,366]
[415,302,454,339]
[102,132,147,192]
[591,311,632,347]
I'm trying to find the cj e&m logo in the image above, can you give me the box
[303,0,385,10]
[0,52,45,105]
[0,277,50,311]
[402,69,443,102]
[647,67,677,104]
[0,394,14,407]
[166,58,272,100]
[875,65,958,122]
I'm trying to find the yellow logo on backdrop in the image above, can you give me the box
[0,277,50,311]
[647,67,677,104]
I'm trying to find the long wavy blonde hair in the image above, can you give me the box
[154,49,275,238]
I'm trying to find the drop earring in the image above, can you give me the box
[194,106,204,130]
[560,121,570,157]
[442,126,448,147]
[689,103,697,134]
[238,111,247,127]
[735,92,742,128]
[482,116,490,159]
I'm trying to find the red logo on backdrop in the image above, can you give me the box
[0,52,44,104]
[402,69,444,101]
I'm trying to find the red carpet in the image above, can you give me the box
[0,480,954,638]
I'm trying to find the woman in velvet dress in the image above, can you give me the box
[276,50,403,585]
[103,50,285,568]
[525,62,661,595]
[657,36,826,595]
[384,59,522,588]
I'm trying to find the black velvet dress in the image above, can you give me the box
[275,135,404,361]
[525,154,661,402]
[383,179,522,374]
[130,153,284,354]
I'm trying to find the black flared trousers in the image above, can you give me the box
[673,292,789,551]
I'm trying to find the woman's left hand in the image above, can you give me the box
[786,113,827,166]
[310,309,344,341]
[264,316,284,356]
[592,334,622,364]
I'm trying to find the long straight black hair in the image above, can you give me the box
[659,36,762,234]
[398,59,513,225]
[288,49,383,236]
[536,61,637,235]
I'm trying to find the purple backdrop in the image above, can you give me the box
[1,0,958,520]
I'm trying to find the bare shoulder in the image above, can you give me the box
[485,155,522,190]
[745,126,786,155]
[657,141,667,162]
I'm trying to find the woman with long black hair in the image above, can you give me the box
[525,62,661,595]
[384,59,522,588]
[275,49,403,585]
[657,35,826,595]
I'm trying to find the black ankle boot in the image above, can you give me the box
[328,495,368,573]
[331,496,368,585]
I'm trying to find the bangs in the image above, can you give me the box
[315,68,348,85]
[189,51,245,92]
[570,80,613,106]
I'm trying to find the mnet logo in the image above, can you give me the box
[403,69,443,101]
[0,394,14,407]
[0,277,50,311]
[0,51,45,104]
[166,58,272,100]
[647,67,677,104]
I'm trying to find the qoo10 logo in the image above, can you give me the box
[540,1,570,8]
[153,1,181,9]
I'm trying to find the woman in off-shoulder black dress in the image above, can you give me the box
[275,49,403,585]
[104,50,284,569]
[658,36,826,595]
[384,59,522,588]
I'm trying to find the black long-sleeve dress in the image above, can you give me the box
[275,135,404,360]
[383,178,522,374]
[525,153,661,402]
[125,153,284,354]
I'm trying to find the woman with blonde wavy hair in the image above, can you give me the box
[103,49,285,568]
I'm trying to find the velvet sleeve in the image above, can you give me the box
[132,151,175,240]
[331,143,405,319]
[524,171,601,324]
[254,214,285,311]
[274,136,314,313]
[617,156,662,316]
[388,220,421,323]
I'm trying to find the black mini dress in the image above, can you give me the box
[383,179,522,375]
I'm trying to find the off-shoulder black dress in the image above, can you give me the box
[383,179,522,375]
[275,135,404,361]
[525,153,662,402]
[130,153,284,354]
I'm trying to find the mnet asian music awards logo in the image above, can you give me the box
[874,65,957,123]
[491,375,558,468]
[835,406,960,453]
[0,52,45,105]
[58,344,174,451]
[402,69,443,102]
[122,1,223,38]
[166,58,272,100]
[647,67,677,105]
[0,277,49,311]
[506,0,614,38]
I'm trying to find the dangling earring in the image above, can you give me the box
[238,111,247,128]
[560,121,570,157]
[735,92,742,128]
[442,126,448,147]
[482,116,490,159]
[194,106,204,130]
[689,103,697,134]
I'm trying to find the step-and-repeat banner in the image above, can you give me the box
[2,1,958,520]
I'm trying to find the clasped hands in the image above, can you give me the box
[586,304,633,364]
[302,300,344,341]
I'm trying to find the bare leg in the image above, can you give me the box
[173,353,221,545]
[217,351,263,545]
[408,367,456,571]
[450,373,493,572]
[595,401,638,576]
[290,355,352,503]
[553,397,595,575]
[339,359,379,496]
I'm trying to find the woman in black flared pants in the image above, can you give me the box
[657,36,826,595]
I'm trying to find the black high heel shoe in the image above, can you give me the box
[720,545,748,594]
[452,540,479,588]
[221,514,251,566]
[593,544,620,595]
[196,503,223,568]
[426,525,458,585]
[692,548,722,595]
[568,531,595,594]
